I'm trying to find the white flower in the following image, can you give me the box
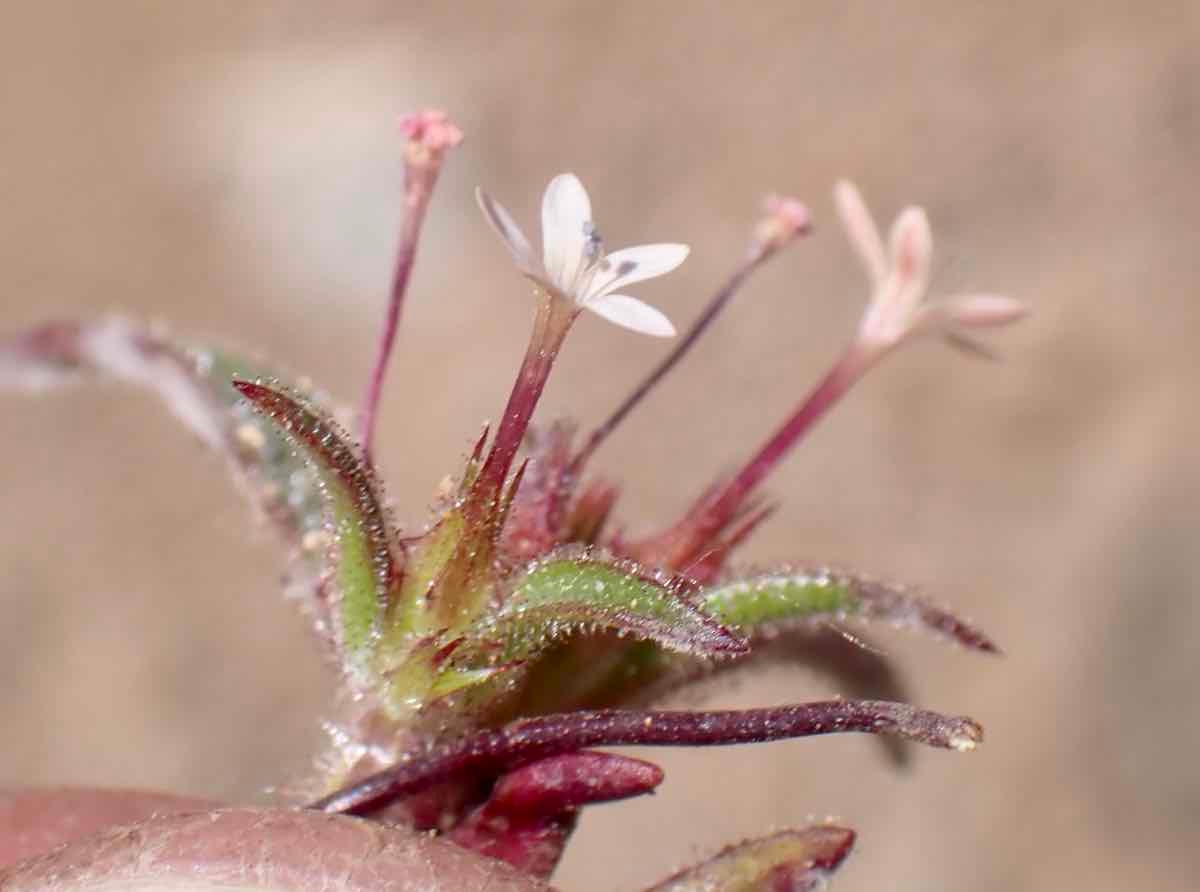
[476,173,688,337]
[834,179,1027,355]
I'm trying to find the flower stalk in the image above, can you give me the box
[359,110,463,464]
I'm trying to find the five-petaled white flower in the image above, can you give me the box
[834,179,1027,356]
[476,173,688,337]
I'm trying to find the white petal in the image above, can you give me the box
[887,206,933,318]
[583,293,676,337]
[541,173,592,294]
[476,187,537,274]
[833,180,887,287]
[939,293,1029,328]
[584,243,690,301]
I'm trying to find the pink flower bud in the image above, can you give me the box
[753,194,812,252]
[399,109,464,165]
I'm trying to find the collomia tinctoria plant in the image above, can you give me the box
[1,110,1025,889]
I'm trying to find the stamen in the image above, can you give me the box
[582,221,604,262]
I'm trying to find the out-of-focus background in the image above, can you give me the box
[2,2,1198,889]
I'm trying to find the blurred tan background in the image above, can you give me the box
[3,2,1199,889]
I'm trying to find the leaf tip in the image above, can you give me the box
[946,717,984,752]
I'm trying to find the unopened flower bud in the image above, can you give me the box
[400,109,464,167]
[753,194,812,254]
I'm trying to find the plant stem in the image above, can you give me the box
[359,199,428,464]
[658,342,875,567]
[709,346,866,518]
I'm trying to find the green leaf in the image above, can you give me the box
[701,568,998,652]
[234,380,402,672]
[458,549,747,665]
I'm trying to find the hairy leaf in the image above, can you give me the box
[457,550,747,666]
[311,700,981,816]
[702,568,998,652]
[623,627,917,767]
[645,826,856,892]
[234,380,402,673]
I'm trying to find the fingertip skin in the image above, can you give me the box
[0,788,216,869]
[0,796,551,892]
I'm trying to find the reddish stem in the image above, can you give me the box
[359,112,462,465]
[309,699,980,816]
[360,201,427,464]
[471,292,577,509]
[660,343,873,566]
[719,348,863,515]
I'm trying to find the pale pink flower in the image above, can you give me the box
[834,180,1027,356]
